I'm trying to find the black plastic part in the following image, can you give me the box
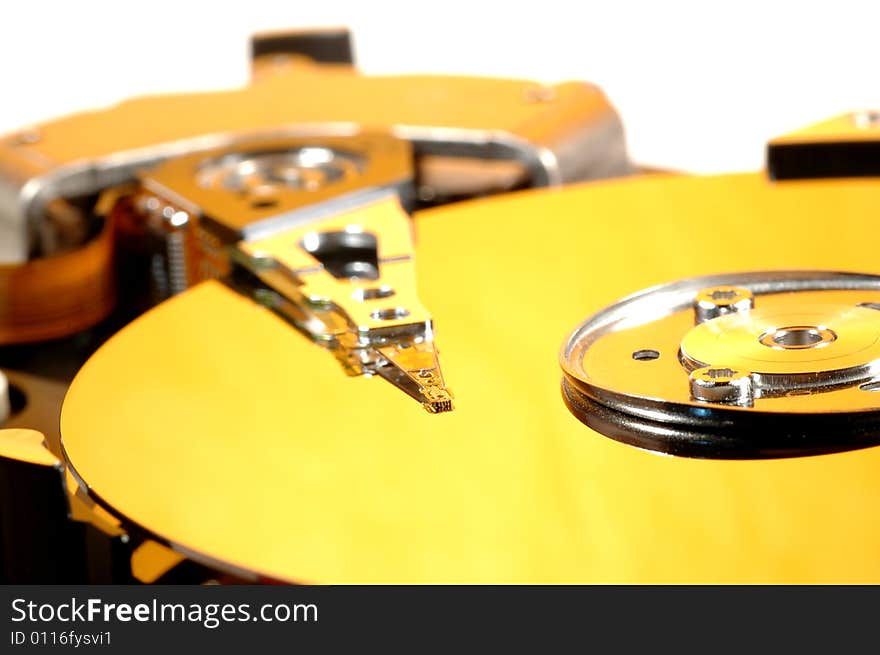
[0,458,82,582]
[0,455,133,583]
[251,29,354,65]
[767,141,880,180]
[561,378,880,460]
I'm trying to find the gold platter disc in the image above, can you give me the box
[60,172,880,582]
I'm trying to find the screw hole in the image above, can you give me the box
[710,289,739,301]
[370,307,410,321]
[353,286,396,302]
[632,349,660,361]
[772,328,822,348]
[705,367,737,379]
[250,198,279,209]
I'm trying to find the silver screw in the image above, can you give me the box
[693,286,754,324]
[689,366,754,406]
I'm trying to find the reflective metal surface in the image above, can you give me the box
[0,48,627,263]
[140,134,412,242]
[235,196,453,413]
[58,173,880,582]
[196,147,365,195]
[693,285,754,323]
[561,271,880,457]
[128,134,452,413]
[688,366,753,406]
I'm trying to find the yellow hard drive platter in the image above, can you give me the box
[56,172,880,584]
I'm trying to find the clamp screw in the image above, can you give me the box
[689,366,754,406]
[694,286,754,324]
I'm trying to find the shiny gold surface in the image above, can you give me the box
[0,56,621,230]
[0,428,60,468]
[61,172,880,583]
[0,38,625,356]
[582,290,880,415]
[2,65,611,165]
[240,197,426,329]
[130,541,185,584]
[238,195,453,412]
[682,303,880,376]
[770,111,880,146]
[142,134,411,236]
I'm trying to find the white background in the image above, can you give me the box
[0,0,878,173]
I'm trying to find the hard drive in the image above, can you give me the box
[2,28,880,585]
